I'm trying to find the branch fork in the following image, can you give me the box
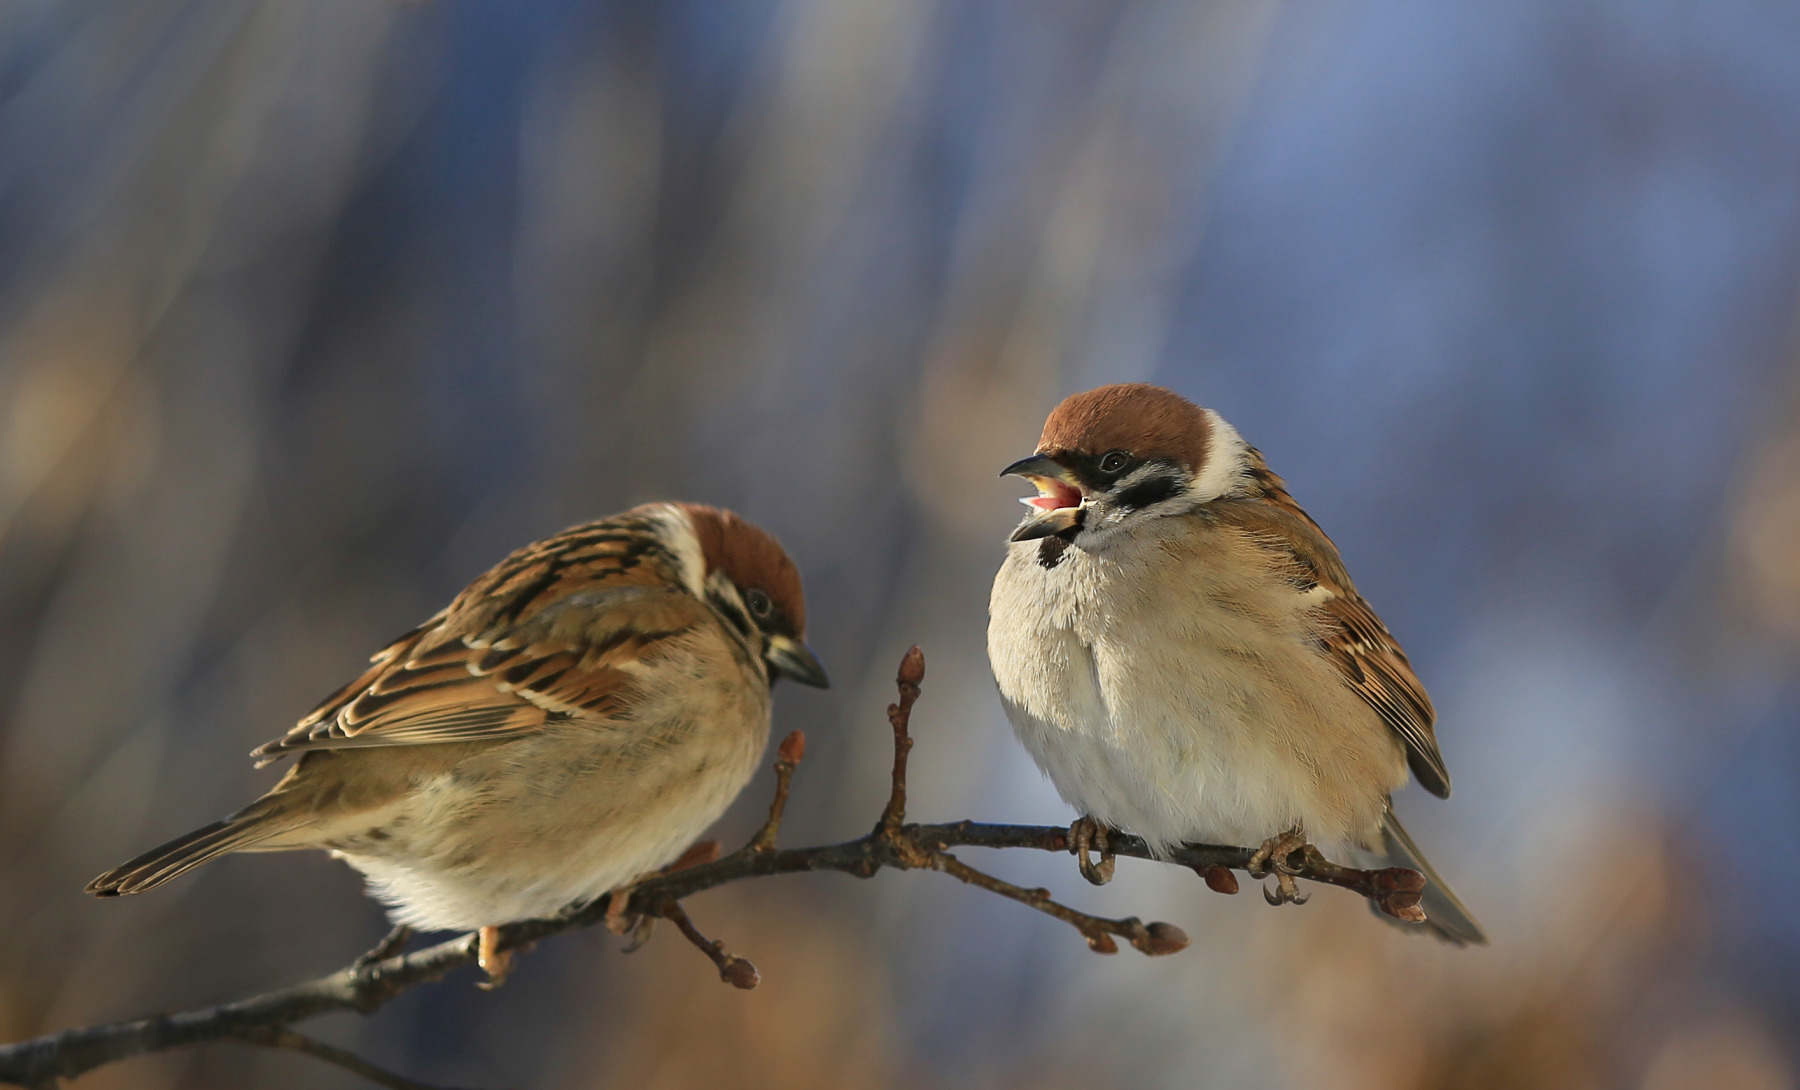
[854,647,1190,958]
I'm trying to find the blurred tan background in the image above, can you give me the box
[4,1,1800,1087]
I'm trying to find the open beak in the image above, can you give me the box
[1001,454,1085,542]
[766,635,830,688]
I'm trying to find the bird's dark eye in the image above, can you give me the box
[745,589,774,619]
[1099,450,1130,474]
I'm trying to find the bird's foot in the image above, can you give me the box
[1070,815,1117,886]
[620,914,656,953]
[352,924,413,972]
[602,841,719,938]
[475,925,514,989]
[603,885,640,936]
[602,841,720,953]
[1247,826,1311,906]
[1246,826,1307,877]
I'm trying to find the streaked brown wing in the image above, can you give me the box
[1314,591,1449,798]
[251,513,708,767]
[1211,453,1452,798]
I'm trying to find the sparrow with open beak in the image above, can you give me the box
[88,502,829,978]
[987,384,1483,944]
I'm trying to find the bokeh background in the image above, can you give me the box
[4,1,1800,1087]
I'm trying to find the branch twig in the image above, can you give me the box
[659,903,760,990]
[746,730,805,853]
[229,1028,480,1090]
[0,643,1427,1089]
[877,645,924,836]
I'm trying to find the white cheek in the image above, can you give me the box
[1071,486,1191,551]
[647,503,709,598]
[1186,409,1249,503]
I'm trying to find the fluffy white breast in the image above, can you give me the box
[987,511,1406,854]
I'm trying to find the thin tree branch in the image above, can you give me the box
[0,643,1428,1089]
[658,903,760,990]
[931,850,1188,956]
[746,730,805,853]
[352,926,414,971]
[876,645,924,835]
[229,1028,482,1090]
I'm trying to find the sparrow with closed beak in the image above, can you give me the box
[987,384,1483,944]
[88,502,829,979]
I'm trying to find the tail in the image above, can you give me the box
[1365,810,1487,946]
[86,801,290,897]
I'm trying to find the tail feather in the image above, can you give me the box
[86,811,286,897]
[1366,810,1487,946]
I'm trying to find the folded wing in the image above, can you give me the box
[251,517,712,766]
[1210,456,1452,799]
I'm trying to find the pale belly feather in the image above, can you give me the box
[325,639,770,932]
[988,515,1406,855]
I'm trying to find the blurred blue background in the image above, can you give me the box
[3,2,1800,1087]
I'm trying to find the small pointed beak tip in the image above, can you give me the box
[999,453,1059,480]
[768,638,830,689]
[796,658,830,689]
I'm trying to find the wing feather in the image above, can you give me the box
[250,513,708,767]
[1209,454,1452,798]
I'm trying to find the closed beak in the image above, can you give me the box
[1001,454,1085,542]
[766,635,830,688]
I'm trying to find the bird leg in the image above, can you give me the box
[1070,815,1117,886]
[604,839,720,949]
[1247,826,1311,906]
[475,925,513,989]
[619,913,657,954]
[351,924,412,973]
[602,886,639,936]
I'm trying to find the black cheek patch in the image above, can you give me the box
[755,605,795,639]
[710,592,755,638]
[1113,473,1182,511]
